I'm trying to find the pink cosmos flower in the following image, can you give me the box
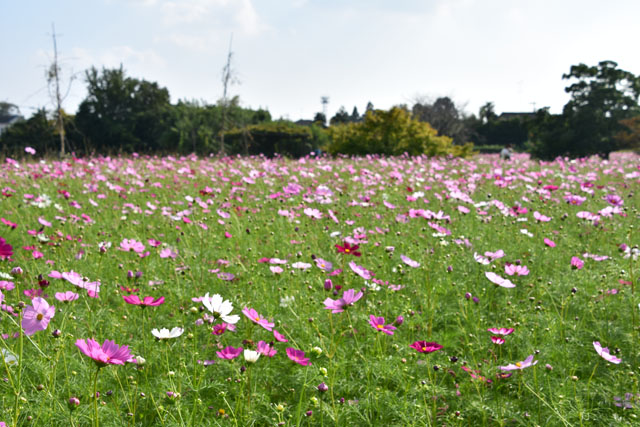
[314,258,333,272]
[270,266,284,274]
[242,307,274,331]
[257,341,277,357]
[487,328,514,336]
[491,336,505,345]
[55,291,79,302]
[323,289,363,313]
[570,256,584,270]
[368,315,397,335]
[286,347,311,366]
[0,281,14,291]
[400,255,420,268]
[473,252,490,265]
[25,146,36,155]
[119,239,145,253]
[216,346,243,360]
[593,341,621,364]
[159,248,177,259]
[122,295,165,307]
[273,329,288,342]
[544,238,556,247]
[533,211,551,222]
[75,338,132,367]
[484,250,505,261]
[348,261,373,280]
[409,341,443,353]
[303,208,323,219]
[21,297,55,335]
[504,264,529,276]
[485,272,516,288]
[499,355,537,371]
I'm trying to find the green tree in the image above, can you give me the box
[330,106,350,126]
[530,61,640,159]
[412,97,471,144]
[75,66,171,153]
[326,107,472,157]
[0,109,55,156]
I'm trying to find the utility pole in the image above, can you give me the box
[48,23,66,157]
[220,34,234,156]
[321,96,329,125]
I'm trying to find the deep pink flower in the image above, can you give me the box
[242,307,274,331]
[75,338,132,367]
[0,237,13,260]
[216,346,243,360]
[335,242,361,257]
[257,341,277,357]
[368,315,397,335]
[122,295,165,307]
[22,297,55,335]
[544,238,556,247]
[409,341,443,353]
[286,347,311,366]
[55,291,79,302]
[323,289,363,313]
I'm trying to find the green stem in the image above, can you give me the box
[93,367,101,427]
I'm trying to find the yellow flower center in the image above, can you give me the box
[255,317,261,322]
[376,324,384,329]
[515,362,522,367]
[36,313,44,321]
[422,347,427,352]
[345,248,350,253]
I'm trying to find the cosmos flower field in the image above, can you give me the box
[0,151,638,426]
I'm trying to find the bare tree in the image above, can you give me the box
[47,23,67,157]
[219,34,238,155]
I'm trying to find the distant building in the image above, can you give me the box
[294,119,314,127]
[0,115,23,135]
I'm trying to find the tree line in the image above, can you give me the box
[1,60,639,159]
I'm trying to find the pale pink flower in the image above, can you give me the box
[485,272,516,288]
[348,261,373,280]
[571,256,584,270]
[22,297,55,335]
[593,341,621,364]
[500,355,537,371]
[400,255,420,268]
[55,291,79,302]
[504,264,529,276]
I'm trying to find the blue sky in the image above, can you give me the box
[3,0,640,120]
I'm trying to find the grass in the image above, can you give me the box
[0,151,637,426]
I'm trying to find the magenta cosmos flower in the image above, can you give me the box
[368,315,397,335]
[286,347,311,366]
[323,289,363,313]
[242,307,274,331]
[335,242,361,257]
[593,341,621,364]
[257,341,277,357]
[22,297,55,335]
[487,328,514,336]
[499,355,537,371]
[409,341,443,353]
[0,237,13,260]
[122,295,165,306]
[75,338,132,367]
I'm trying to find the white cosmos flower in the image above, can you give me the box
[202,293,240,324]
[1,348,18,367]
[151,327,184,339]
[244,349,260,363]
